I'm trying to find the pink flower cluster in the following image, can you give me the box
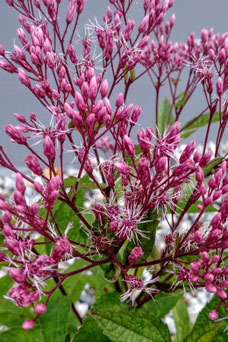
[0,0,227,330]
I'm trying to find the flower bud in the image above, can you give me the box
[138,14,149,33]
[109,221,118,233]
[35,303,47,315]
[114,162,130,175]
[199,151,212,167]
[22,319,34,330]
[179,141,196,163]
[206,284,217,293]
[9,268,26,283]
[43,136,55,160]
[123,135,135,157]
[217,289,227,299]
[155,157,166,173]
[208,310,218,321]
[128,247,143,264]
[34,181,43,194]
[201,251,210,263]
[115,93,124,108]
[100,79,109,98]
[16,173,26,195]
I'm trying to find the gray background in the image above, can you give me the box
[0,0,228,168]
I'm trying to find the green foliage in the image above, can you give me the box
[173,298,193,342]
[174,92,188,109]
[139,292,181,319]
[182,112,221,131]
[72,316,111,342]
[203,157,223,177]
[63,175,106,190]
[158,98,174,136]
[183,323,222,342]
[194,295,228,342]
[38,293,71,342]
[91,309,171,342]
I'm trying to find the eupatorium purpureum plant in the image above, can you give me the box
[0,0,228,341]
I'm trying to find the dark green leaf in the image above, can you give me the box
[92,310,171,342]
[173,298,192,342]
[38,293,71,342]
[92,292,127,311]
[183,323,222,342]
[72,316,111,342]
[139,292,181,319]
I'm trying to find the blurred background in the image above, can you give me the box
[0,0,228,167]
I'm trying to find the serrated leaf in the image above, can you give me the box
[38,293,71,342]
[92,310,171,342]
[183,323,222,342]
[92,292,127,311]
[173,298,192,342]
[158,98,173,136]
[72,316,111,342]
[182,112,221,131]
[139,292,181,319]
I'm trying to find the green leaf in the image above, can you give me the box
[139,292,181,319]
[0,298,33,329]
[183,323,222,342]
[38,293,71,342]
[72,293,126,341]
[182,112,221,132]
[203,157,223,177]
[0,327,45,342]
[136,210,159,263]
[92,310,171,342]
[176,201,217,214]
[92,292,127,311]
[173,298,192,342]
[72,316,111,342]
[63,260,115,302]
[63,176,106,190]
[157,98,173,136]
[0,274,13,294]
[174,92,187,109]
[194,295,228,342]
[181,129,197,139]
